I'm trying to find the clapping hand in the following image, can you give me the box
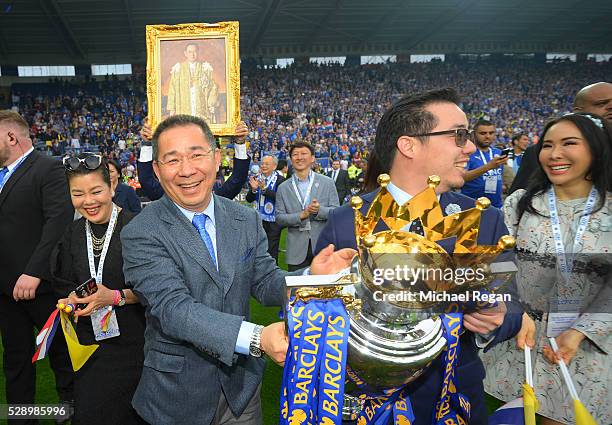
[307,199,320,215]
[248,175,259,191]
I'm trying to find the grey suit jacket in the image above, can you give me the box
[121,194,286,424]
[275,172,339,265]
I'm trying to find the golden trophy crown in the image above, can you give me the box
[351,174,515,307]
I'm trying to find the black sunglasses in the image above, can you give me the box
[408,128,474,148]
[62,154,103,171]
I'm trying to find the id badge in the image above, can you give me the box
[259,195,265,208]
[546,312,580,337]
[300,220,312,232]
[91,307,120,341]
[484,175,498,194]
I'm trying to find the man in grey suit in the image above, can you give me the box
[276,141,340,271]
[121,115,354,425]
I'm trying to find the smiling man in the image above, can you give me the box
[276,141,340,271]
[121,114,354,425]
[315,88,522,424]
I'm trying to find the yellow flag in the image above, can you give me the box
[60,311,99,371]
[574,399,597,425]
[521,383,538,425]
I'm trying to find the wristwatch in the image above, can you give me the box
[118,289,126,307]
[249,325,264,357]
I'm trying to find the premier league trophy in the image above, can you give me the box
[280,175,517,425]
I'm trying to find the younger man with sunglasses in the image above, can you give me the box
[316,89,522,424]
[461,119,509,208]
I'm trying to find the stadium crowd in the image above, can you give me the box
[10,60,612,170]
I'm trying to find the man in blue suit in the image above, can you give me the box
[315,88,522,424]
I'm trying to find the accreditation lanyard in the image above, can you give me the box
[86,204,119,284]
[291,171,315,209]
[478,149,494,175]
[547,187,597,274]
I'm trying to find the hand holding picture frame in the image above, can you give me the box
[146,21,240,136]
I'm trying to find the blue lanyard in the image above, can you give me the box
[547,187,597,274]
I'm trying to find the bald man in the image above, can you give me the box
[509,81,612,194]
[574,81,612,120]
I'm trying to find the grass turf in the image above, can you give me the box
[0,229,506,424]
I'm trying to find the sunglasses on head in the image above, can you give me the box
[62,154,103,171]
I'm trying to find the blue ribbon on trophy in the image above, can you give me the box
[355,388,416,425]
[433,312,470,425]
[280,298,349,425]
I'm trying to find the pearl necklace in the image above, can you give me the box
[88,220,117,258]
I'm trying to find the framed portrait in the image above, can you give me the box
[146,21,240,136]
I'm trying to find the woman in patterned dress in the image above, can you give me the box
[482,113,611,424]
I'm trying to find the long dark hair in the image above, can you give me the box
[516,113,612,223]
[362,150,386,193]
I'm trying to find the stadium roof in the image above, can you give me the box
[0,0,610,65]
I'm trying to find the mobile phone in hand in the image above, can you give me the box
[74,277,98,310]
[500,148,512,158]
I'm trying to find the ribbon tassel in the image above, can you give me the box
[32,307,99,371]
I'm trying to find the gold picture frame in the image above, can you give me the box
[146,21,240,136]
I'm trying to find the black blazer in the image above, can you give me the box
[509,144,539,194]
[0,151,74,296]
[138,155,251,201]
[327,168,351,203]
[113,182,142,213]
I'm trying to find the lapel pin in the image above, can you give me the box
[445,203,462,215]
